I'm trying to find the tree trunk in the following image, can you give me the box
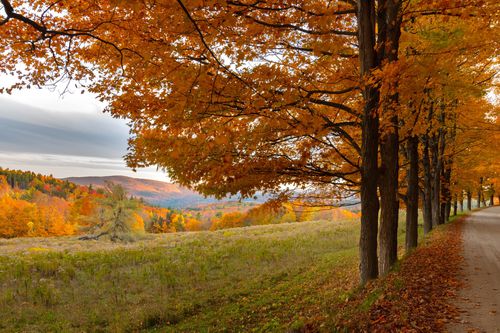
[438,125,447,225]
[478,177,484,208]
[467,190,472,210]
[377,0,402,277]
[440,202,446,224]
[453,194,458,216]
[430,134,441,227]
[358,0,380,284]
[422,136,433,234]
[490,193,494,206]
[442,164,452,222]
[379,129,399,275]
[459,191,464,212]
[405,136,419,251]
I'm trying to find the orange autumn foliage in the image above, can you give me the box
[0,1,498,289]
[184,217,203,232]
[131,213,145,233]
[32,205,75,237]
[0,2,497,207]
[0,176,9,196]
[0,195,34,238]
[210,212,245,231]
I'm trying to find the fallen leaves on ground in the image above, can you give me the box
[334,218,465,332]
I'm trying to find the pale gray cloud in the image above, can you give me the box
[0,98,127,158]
[0,97,168,181]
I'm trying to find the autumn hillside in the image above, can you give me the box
[0,167,362,238]
[65,175,236,208]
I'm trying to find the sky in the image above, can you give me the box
[0,85,170,182]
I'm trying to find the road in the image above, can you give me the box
[449,206,500,333]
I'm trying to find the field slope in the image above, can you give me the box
[0,219,367,332]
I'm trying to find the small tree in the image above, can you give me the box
[79,182,142,242]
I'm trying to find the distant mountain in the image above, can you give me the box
[64,175,262,208]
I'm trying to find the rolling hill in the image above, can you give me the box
[64,175,262,208]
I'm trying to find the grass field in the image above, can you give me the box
[0,216,418,332]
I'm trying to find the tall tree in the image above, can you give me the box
[1,0,498,284]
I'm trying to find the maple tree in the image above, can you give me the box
[0,175,77,238]
[210,211,245,230]
[0,195,34,238]
[399,8,498,236]
[184,217,203,231]
[0,0,498,283]
[384,18,484,246]
[0,175,9,196]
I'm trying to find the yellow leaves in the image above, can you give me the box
[0,176,9,197]
[0,196,34,238]
[0,194,74,238]
[185,217,202,231]
[0,0,497,207]
[210,212,244,230]
[131,213,145,232]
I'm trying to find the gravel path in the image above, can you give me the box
[449,206,500,333]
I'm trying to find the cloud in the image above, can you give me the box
[0,97,168,181]
[0,152,166,181]
[0,97,129,158]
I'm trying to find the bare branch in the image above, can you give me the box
[243,15,357,36]
[175,0,253,90]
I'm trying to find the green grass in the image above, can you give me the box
[0,214,427,332]
[0,219,361,332]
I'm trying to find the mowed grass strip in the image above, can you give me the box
[0,219,360,332]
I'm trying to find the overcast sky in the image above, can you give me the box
[0,86,169,182]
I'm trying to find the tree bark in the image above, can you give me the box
[442,164,452,222]
[358,0,380,284]
[478,177,483,208]
[78,232,109,241]
[430,133,441,227]
[377,0,402,277]
[459,191,464,212]
[405,136,419,251]
[422,135,433,234]
[439,202,446,224]
[445,201,451,221]
[453,194,458,216]
[467,190,472,210]
[379,130,399,274]
[490,193,494,206]
[438,123,447,224]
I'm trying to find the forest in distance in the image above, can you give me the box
[0,167,360,239]
[0,0,499,331]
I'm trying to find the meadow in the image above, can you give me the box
[0,216,418,332]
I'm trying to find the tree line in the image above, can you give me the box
[0,0,498,283]
[1,168,359,239]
